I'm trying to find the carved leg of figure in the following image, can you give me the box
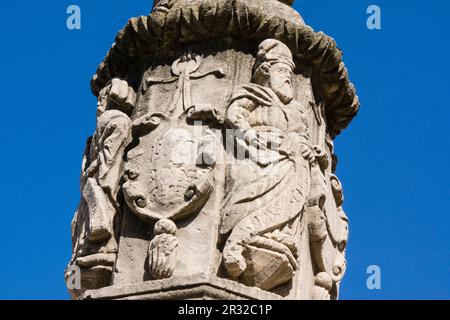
[83,177,113,242]
[222,206,298,280]
[222,161,303,283]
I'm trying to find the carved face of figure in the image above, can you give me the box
[268,62,294,104]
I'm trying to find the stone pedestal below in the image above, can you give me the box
[81,273,281,300]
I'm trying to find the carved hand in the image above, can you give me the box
[300,144,316,163]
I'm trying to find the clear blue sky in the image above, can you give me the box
[0,0,448,299]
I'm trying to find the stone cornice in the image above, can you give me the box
[91,0,359,137]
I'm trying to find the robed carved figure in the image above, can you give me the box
[220,39,329,291]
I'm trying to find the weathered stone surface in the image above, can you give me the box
[66,0,358,300]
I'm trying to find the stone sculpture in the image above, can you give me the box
[66,0,359,300]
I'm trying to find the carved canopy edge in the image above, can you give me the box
[91,0,359,138]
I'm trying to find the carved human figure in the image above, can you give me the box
[220,39,327,290]
[66,79,134,296]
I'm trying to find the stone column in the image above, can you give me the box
[65,0,359,300]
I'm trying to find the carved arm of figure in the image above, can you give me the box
[226,97,256,143]
[225,97,281,166]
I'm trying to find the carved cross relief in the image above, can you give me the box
[143,52,226,117]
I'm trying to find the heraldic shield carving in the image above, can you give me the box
[123,52,221,222]
[123,118,216,222]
